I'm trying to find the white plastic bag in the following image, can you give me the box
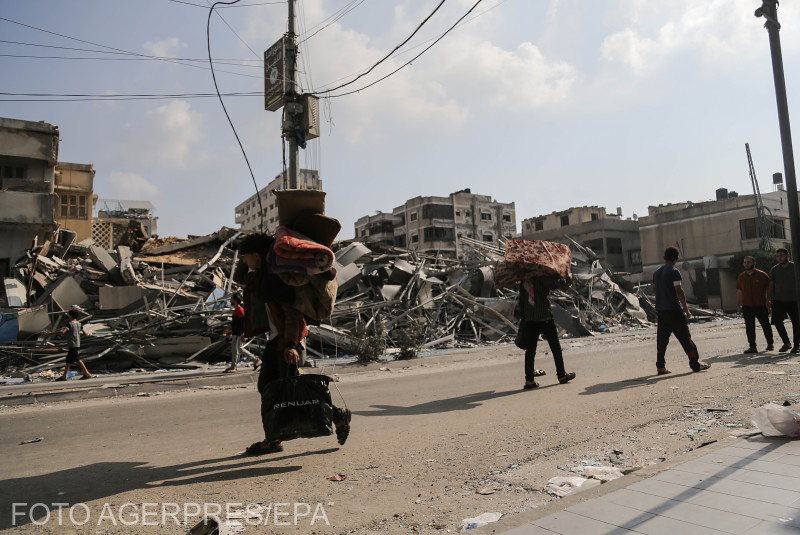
[751,403,800,437]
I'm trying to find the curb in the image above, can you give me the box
[0,372,257,407]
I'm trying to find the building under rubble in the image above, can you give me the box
[354,189,516,260]
[0,117,60,277]
[521,206,642,274]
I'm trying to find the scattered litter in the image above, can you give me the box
[459,512,502,531]
[752,403,800,437]
[545,476,601,497]
[570,465,624,482]
[19,437,43,445]
[475,489,495,495]
[326,473,347,481]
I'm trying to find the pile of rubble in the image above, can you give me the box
[1,227,718,376]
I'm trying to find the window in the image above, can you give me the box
[456,211,461,216]
[584,238,604,253]
[560,215,570,227]
[740,217,786,240]
[503,213,512,222]
[59,195,88,219]
[483,234,494,242]
[422,204,454,219]
[591,213,599,221]
[535,220,544,231]
[410,212,417,221]
[423,227,455,241]
[1,165,26,179]
[481,212,492,221]
[607,237,623,254]
[411,234,419,243]
[395,234,406,247]
[629,250,642,265]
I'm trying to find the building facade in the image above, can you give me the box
[354,189,516,259]
[521,206,642,273]
[639,189,791,311]
[54,162,97,241]
[235,169,322,234]
[0,117,59,276]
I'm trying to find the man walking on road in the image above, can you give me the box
[736,256,774,353]
[767,248,800,353]
[652,247,710,375]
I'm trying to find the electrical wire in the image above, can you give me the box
[312,0,448,95]
[207,0,265,233]
[0,91,260,102]
[298,0,366,44]
[201,0,262,59]
[0,39,263,62]
[0,53,263,68]
[0,17,260,78]
[167,0,283,8]
[319,0,485,98]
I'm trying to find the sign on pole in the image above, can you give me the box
[264,37,288,112]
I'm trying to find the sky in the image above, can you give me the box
[2,0,800,240]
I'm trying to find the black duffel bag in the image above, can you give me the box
[260,369,334,442]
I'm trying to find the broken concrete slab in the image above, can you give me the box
[89,245,118,272]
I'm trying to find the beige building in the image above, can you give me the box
[521,206,642,273]
[54,162,97,241]
[0,117,59,276]
[639,189,791,311]
[235,169,322,234]
[355,189,516,259]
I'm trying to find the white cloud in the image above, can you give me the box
[143,37,186,58]
[121,101,207,169]
[601,0,771,76]
[105,172,161,200]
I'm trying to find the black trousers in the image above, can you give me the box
[742,305,773,349]
[656,310,699,370]
[522,320,566,381]
[771,300,799,346]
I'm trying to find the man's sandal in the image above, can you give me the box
[244,441,283,455]
[558,372,576,384]
[334,409,352,446]
[523,381,539,390]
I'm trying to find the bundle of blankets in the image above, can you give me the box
[494,239,572,289]
[268,226,338,322]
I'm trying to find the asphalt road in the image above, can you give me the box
[1,319,797,534]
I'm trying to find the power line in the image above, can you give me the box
[201,0,261,59]
[0,53,263,68]
[207,0,265,233]
[166,0,283,8]
[0,39,263,62]
[298,0,367,44]
[0,91,261,102]
[312,0,448,95]
[321,0,486,98]
[0,17,261,78]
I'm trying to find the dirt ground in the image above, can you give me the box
[2,320,798,534]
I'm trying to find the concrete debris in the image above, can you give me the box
[545,476,601,497]
[1,229,724,378]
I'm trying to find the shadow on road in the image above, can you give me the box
[354,389,522,417]
[0,448,337,529]
[578,372,691,396]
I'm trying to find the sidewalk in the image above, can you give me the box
[498,436,800,535]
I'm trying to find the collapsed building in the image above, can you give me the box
[0,212,709,379]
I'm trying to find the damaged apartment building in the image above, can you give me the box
[521,206,642,274]
[354,189,516,260]
[0,118,61,277]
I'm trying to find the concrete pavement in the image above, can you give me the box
[497,435,800,535]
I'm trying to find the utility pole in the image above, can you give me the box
[756,1,800,307]
[284,0,299,189]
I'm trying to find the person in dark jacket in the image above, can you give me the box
[517,276,576,389]
[234,233,351,455]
